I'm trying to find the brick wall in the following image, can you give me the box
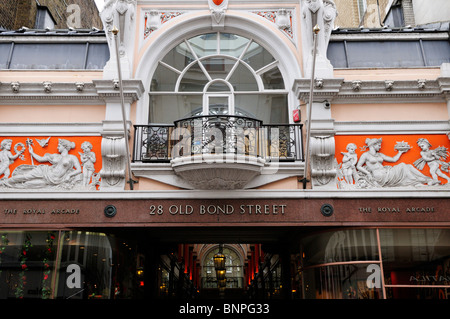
[335,0,360,28]
[0,0,18,29]
[334,0,392,28]
[0,0,102,30]
[402,0,416,26]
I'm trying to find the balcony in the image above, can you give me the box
[133,115,303,189]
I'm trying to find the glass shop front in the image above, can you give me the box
[0,228,448,300]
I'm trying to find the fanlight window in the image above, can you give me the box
[149,32,288,124]
[202,246,244,289]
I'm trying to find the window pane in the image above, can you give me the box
[207,82,231,92]
[228,62,258,91]
[422,40,450,66]
[346,41,424,68]
[85,43,109,69]
[220,33,249,57]
[188,33,217,58]
[380,229,450,287]
[303,264,382,299]
[0,43,11,69]
[179,62,209,91]
[242,41,275,71]
[261,67,284,89]
[10,43,86,69]
[385,287,449,300]
[327,41,348,68]
[162,41,195,71]
[151,63,179,91]
[201,57,237,79]
[149,94,202,123]
[235,94,289,123]
[301,229,379,267]
[0,231,58,299]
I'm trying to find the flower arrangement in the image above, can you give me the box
[15,233,32,299]
[41,232,55,299]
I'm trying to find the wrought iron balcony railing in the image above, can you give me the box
[133,115,303,163]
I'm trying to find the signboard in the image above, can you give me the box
[1,197,449,228]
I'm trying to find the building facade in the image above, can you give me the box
[0,0,449,301]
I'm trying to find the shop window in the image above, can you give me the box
[380,228,450,299]
[302,264,382,299]
[301,229,379,267]
[0,231,57,299]
[300,228,450,299]
[0,231,142,299]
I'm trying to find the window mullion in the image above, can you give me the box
[159,61,182,75]
[185,40,212,82]
[225,40,254,81]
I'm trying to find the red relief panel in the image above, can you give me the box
[335,134,450,187]
[0,136,102,189]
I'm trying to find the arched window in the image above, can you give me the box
[202,245,244,289]
[149,32,288,124]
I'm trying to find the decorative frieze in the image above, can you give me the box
[335,134,450,189]
[252,9,294,40]
[0,136,102,191]
[143,10,184,39]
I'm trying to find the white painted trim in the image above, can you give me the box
[1,188,449,200]
[0,123,103,136]
[334,120,450,135]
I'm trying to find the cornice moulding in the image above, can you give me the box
[0,80,145,104]
[334,120,450,135]
[0,123,103,136]
[330,32,449,42]
[1,189,449,200]
[294,78,450,103]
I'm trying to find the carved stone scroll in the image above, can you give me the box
[100,136,127,190]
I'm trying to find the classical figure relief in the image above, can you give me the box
[340,143,358,184]
[415,138,450,185]
[336,137,448,189]
[79,141,97,186]
[0,139,25,179]
[0,138,100,190]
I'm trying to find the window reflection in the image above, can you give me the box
[0,231,57,299]
[300,228,450,299]
[301,229,379,267]
[380,228,450,298]
[303,264,382,299]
